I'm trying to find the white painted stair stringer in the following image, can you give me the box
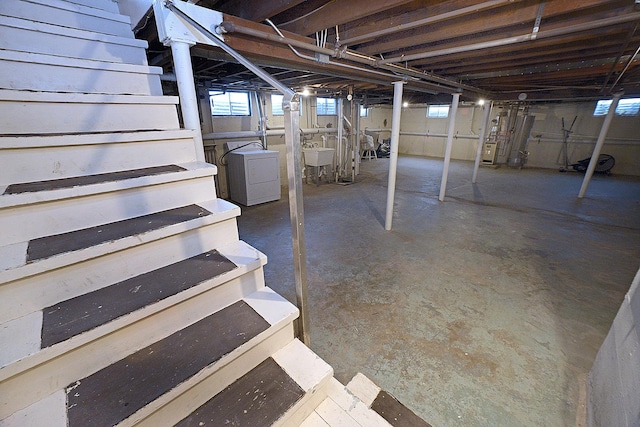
[0,50,163,96]
[0,287,297,422]
[0,130,198,185]
[0,90,180,134]
[63,0,120,14]
[0,15,149,65]
[0,163,217,248]
[0,0,133,37]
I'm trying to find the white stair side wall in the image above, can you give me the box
[0,16,149,65]
[0,0,133,37]
[0,390,67,427]
[0,52,163,96]
[0,169,216,247]
[0,282,287,421]
[0,212,241,324]
[0,93,180,134]
[0,133,198,185]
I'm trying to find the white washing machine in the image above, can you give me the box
[225,141,281,206]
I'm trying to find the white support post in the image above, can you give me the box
[170,41,205,162]
[439,92,460,201]
[578,93,621,198]
[472,101,492,183]
[384,81,405,231]
[336,98,344,181]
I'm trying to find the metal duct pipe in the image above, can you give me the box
[380,12,640,64]
[203,127,339,140]
[473,101,493,183]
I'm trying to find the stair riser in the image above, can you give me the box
[0,21,148,65]
[0,99,179,134]
[0,0,132,37]
[0,216,241,324]
[0,56,163,96]
[0,275,272,420]
[64,0,120,14]
[0,175,216,247]
[0,137,197,185]
[134,324,296,427]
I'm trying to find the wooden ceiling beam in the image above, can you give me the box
[278,0,415,36]
[356,0,628,56]
[217,0,307,22]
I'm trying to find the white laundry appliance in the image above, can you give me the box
[224,141,281,206]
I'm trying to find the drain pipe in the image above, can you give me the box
[472,101,492,183]
[578,93,621,198]
[165,2,311,345]
[439,93,461,201]
[385,81,405,230]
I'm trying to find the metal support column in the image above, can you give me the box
[336,98,344,182]
[439,93,460,201]
[472,101,492,183]
[578,93,621,198]
[384,81,405,231]
[169,41,205,162]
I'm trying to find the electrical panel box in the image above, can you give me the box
[227,150,281,206]
[482,141,498,165]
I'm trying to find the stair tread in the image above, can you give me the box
[175,357,304,427]
[5,165,185,195]
[27,203,210,263]
[65,300,271,427]
[371,391,432,427]
[41,250,238,348]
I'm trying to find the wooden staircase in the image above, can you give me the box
[0,1,430,425]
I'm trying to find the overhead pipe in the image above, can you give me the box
[203,127,338,140]
[609,44,640,93]
[217,20,480,94]
[380,12,640,64]
[340,0,518,46]
[578,93,621,198]
[439,93,461,201]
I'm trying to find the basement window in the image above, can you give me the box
[593,98,640,116]
[317,97,337,115]
[360,105,369,117]
[271,94,302,116]
[209,91,251,116]
[427,104,450,118]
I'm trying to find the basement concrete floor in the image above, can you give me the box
[235,155,640,427]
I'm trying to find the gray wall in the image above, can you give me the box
[587,267,640,427]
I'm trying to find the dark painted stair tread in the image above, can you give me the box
[27,204,212,262]
[3,165,185,194]
[65,300,270,427]
[371,390,432,427]
[176,357,304,427]
[41,250,237,348]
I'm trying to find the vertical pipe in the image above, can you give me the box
[355,101,361,176]
[439,93,460,201]
[336,98,344,181]
[578,93,621,198]
[472,101,492,183]
[384,81,405,231]
[283,97,311,345]
[170,41,205,162]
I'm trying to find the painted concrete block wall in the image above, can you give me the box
[397,101,640,176]
[587,267,640,427]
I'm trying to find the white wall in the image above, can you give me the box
[397,101,640,176]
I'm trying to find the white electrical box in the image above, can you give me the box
[227,149,281,206]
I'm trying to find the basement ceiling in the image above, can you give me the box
[142,0,640,104]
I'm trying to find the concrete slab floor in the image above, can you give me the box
[235,155,640,427]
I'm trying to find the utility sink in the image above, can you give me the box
[303,147,335,167]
